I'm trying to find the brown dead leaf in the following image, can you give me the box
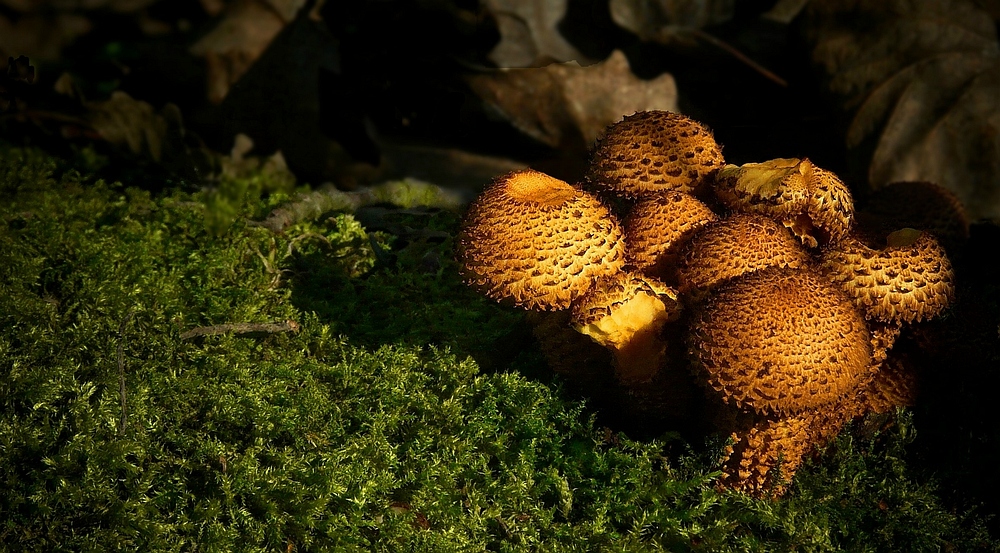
[85,90,210,177]
[0,12,91,61]
[482,0,589,67]
[467,50,678,153]
[0,0,158,11]
[804,0,1000,220]
[609,0,734,42]
[0,55,34,112]
[189,0,307,103]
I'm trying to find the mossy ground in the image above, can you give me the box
[1,147,997,552]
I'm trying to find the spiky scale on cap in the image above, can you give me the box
[588,111,724,198]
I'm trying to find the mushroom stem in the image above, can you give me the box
[571,273,681,385]
[608,321,668,385]
[575,292,670,384]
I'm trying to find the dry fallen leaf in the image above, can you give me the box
[0,55,34,112]
[467,49,678,153]
[85,90,210,177]
[609,0,734,43]
[189,0,307,103]
[0,12,92,61]
[804,0,1000,220]
[0,0,159,11]
[482,0,589,67]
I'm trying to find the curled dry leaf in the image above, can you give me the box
[467,50,678,152]
[803,0,1000,220]
[482,0,588,67]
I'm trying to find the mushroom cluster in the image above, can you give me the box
[456,111,958,497]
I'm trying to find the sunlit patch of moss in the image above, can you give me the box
[0,146,997,552]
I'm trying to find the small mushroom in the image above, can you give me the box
[687,267,872,414]
[675,214,812,301]
[712,158,854,248]
[624,191,719,284]
[819,229,955,324]
[570,272,682,385]
[856,180,970,253]
[588,110,725,198]
[456,168,626,310]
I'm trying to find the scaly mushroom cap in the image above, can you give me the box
[713,158,854,248]
[675,214,812,300]
[570,272,682,384]
[587,110,724,198]
[624,191,719,283]
[688,267,872,414]
[820,229,955,324]
[457,168,625,310]
[857,181,970,250]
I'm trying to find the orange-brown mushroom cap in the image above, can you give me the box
[820,229,955,324]
[675,213,812,300]
[712,158,854,248]
[624,191,719,284]
[688,267,872,414]
[456,168,626,310]
[587,110,724,198]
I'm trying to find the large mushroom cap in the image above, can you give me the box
[675,213,812,300]
[820,229,955,324]
[587,110,724,198]
[688,267,872,414]
[456,168,625,310]
[713,158,854,248]
[624,191,719,283]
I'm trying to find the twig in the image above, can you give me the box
[117,310,133,437]
[180,320,300,341]
[690,28,788,88]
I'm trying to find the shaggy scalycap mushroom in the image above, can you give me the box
[713,158,854,248]
[570,272,681,385]
[820,229,955,324]
[675,214,812,300]
[624,191,719,283]
[588,110,724,197]
[857,180,970,252]
[456,168,625,310]
[688,267,872,414]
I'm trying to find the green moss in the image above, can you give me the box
[0,147,996,552]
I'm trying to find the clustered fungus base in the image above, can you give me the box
[456,111,959,498]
